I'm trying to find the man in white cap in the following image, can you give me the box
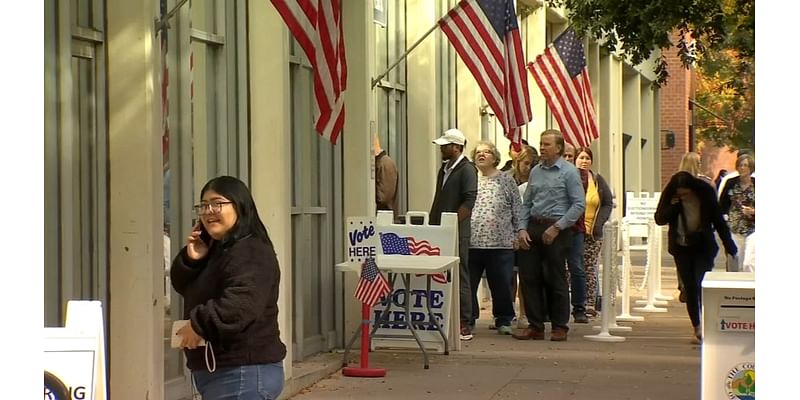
[430,128,478,340]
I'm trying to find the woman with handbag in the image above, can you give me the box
[655,171,738,344]
[171,176,286,399]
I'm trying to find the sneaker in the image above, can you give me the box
[497,325,513,335]
[516,316,529,329]
[460,324,473,341]
[573,312,589,324]
[691,325,702,344]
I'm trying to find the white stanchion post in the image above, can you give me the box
[585,220,626,342]
[616,222,644,322]
[653,226,674,301]
[633,220,668,313]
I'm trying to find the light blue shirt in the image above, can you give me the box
[518,157,586,231]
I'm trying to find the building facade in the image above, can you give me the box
[43,1,662,399]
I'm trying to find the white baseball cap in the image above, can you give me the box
[433,128,466,146]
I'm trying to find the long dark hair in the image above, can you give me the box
[200,176,272,248]
[663,171,702,198]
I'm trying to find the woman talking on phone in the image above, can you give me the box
[170,176,286,399]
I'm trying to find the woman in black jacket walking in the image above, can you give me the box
[171,176,286,399]
[655,172,737,344]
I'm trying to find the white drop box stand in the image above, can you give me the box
[701,271,755,400]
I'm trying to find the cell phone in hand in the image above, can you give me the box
[192,219,212,245]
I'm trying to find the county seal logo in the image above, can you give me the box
[725,362,755,400]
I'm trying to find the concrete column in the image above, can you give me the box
[342,0,376,335]
[248,0,294,379]
[523,7,547,146]
[406,0,438,212]
[598,55,624,222]
[623,71,642,193]
[105,1,163,398]
[640,81,656,192]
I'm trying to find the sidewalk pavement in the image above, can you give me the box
[285,251,717,400]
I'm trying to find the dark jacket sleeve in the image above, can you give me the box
[593,173,614,238]
[189,242,279,342]
[718,177,736,215]
[460,163,478,210]
[170,247,208,295]
[654,182,679,226]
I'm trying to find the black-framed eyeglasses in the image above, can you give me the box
[193,201,233,215]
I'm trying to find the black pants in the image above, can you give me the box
[673,249,713,327]
[518,221,573,331]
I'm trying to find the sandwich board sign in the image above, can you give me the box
[44,301,107,400]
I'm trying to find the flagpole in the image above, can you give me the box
[371,22,440,89]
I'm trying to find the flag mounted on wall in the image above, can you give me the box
[439,0,532,150]
[528,28,599,148]
[270,0,348,144]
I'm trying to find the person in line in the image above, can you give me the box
[714,169,728,190]
[514,130,585,342]
[561,142,589,323]
[655,171,737,344]
[374,133,399,219]
[510,145,539,328]
[678,152,714,188]
[500,138,530,172]
[171,176,286,399]
[718,155,755,272]
[574,147,614,318]
[467,140,523,336]
[430,128,478,341]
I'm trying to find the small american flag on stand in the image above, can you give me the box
[528,28,599,148]
[354,258,391,306]
[380,233,448,284]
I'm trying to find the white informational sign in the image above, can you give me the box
[344,211,458,353]
[625,192,661,224]
[701,272,755,400]
[44,301,107,400]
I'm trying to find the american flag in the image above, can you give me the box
[380,233,448,284]
[270,0,348,144]
[439,0,532,150]
[354,258,391,306]
[528,28,599,148]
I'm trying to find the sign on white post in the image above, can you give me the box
[44,300,107,400]
[625,192,661,224]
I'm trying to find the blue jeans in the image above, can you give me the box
[468,249,515,327]
[566,230,586,315]
[193,362,284,400]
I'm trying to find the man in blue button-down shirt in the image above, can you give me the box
[513,130,585,342]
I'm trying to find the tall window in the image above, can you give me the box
[436,0,457,136]
[44,0,109,328]
[375,0,408,215]
[160,0,249,397]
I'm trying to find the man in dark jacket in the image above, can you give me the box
[430,128,478,340]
